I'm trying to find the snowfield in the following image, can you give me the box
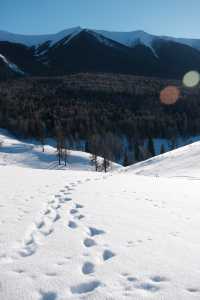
[0,131,200,299]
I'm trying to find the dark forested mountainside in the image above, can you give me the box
[0,73,200,164]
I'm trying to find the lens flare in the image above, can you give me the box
[183,71,200,88]
[160,86,180,105]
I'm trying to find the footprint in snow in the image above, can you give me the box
[82,262,95,274]
[45,272,57,277]
[127,276,138,282]
[75,203,84,209]
[136,282,160,293]
[68,221,78,229]
[103,249,115,261]
[83,238,97,248]
[35,220,45,229]
[70,280,102,294]
[89,227,105,237]
[151,275,169,283]
[39,291,57,300]
[75,214,85,220]
[13,268,25,274]
[40,226,53,236]
[70,209,78,215]
[63,197,72,202]
[187,288,200,293]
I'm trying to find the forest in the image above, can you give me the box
[0,73,200,166]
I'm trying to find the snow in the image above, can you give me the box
[0,53,25,75]
[1,129,200,299]
[0,129,120,171]
[97,29,155,49]
[0,27,82,47]
[1,27,200,53]
[127,140,200,179]
[96,29,200,52]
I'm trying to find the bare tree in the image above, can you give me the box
[89,135,100,171]
[63,137,70,167]
[38,121,46,152]
[55,124,64,165]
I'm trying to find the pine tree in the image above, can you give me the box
[171,137,177,150]
[90,153,99,171]
[55,124,64,165]
[134,142,140,162]
[160,144,165,154]
[63,138,70,167]
[123,151,129,167]
[85,141,89,153]
[38,121,46,152]
[147,138,155,157]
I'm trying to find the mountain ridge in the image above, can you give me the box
[1,27,200,79]
[1,27,200,50]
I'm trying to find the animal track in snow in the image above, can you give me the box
[187,288,200,293]
[151,275,169,283]
[45,272,57,277]
[136,282,160,293]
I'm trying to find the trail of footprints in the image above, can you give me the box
[67,180,116,295]
[0,173,177,297]
[18,177,97,259]
[1,174,116,295]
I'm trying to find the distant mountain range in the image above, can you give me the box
[1,27,200,79]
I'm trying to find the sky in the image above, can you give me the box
[1,0,200,38]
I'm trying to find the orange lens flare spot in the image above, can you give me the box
[160,86,180,105]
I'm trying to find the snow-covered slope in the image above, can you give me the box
[97,29,200,51]
[0,53,25,75]
[127,140,200,179]
[0,129,120,171]
[97,29,155,49]
[1,131,200,299]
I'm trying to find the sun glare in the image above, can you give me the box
[160,86,180,105]
[183,71,200,88]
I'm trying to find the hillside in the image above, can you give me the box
[0,129,121,171]
[0,133,200,299]
[127,140,200,178]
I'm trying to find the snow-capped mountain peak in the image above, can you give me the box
[0,27,82,47]
[1,27,200,51]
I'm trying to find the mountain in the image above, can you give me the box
[1,27,200,78]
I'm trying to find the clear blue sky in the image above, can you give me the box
[1,0,200,38]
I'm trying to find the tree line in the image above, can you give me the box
[0,74,199,169]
